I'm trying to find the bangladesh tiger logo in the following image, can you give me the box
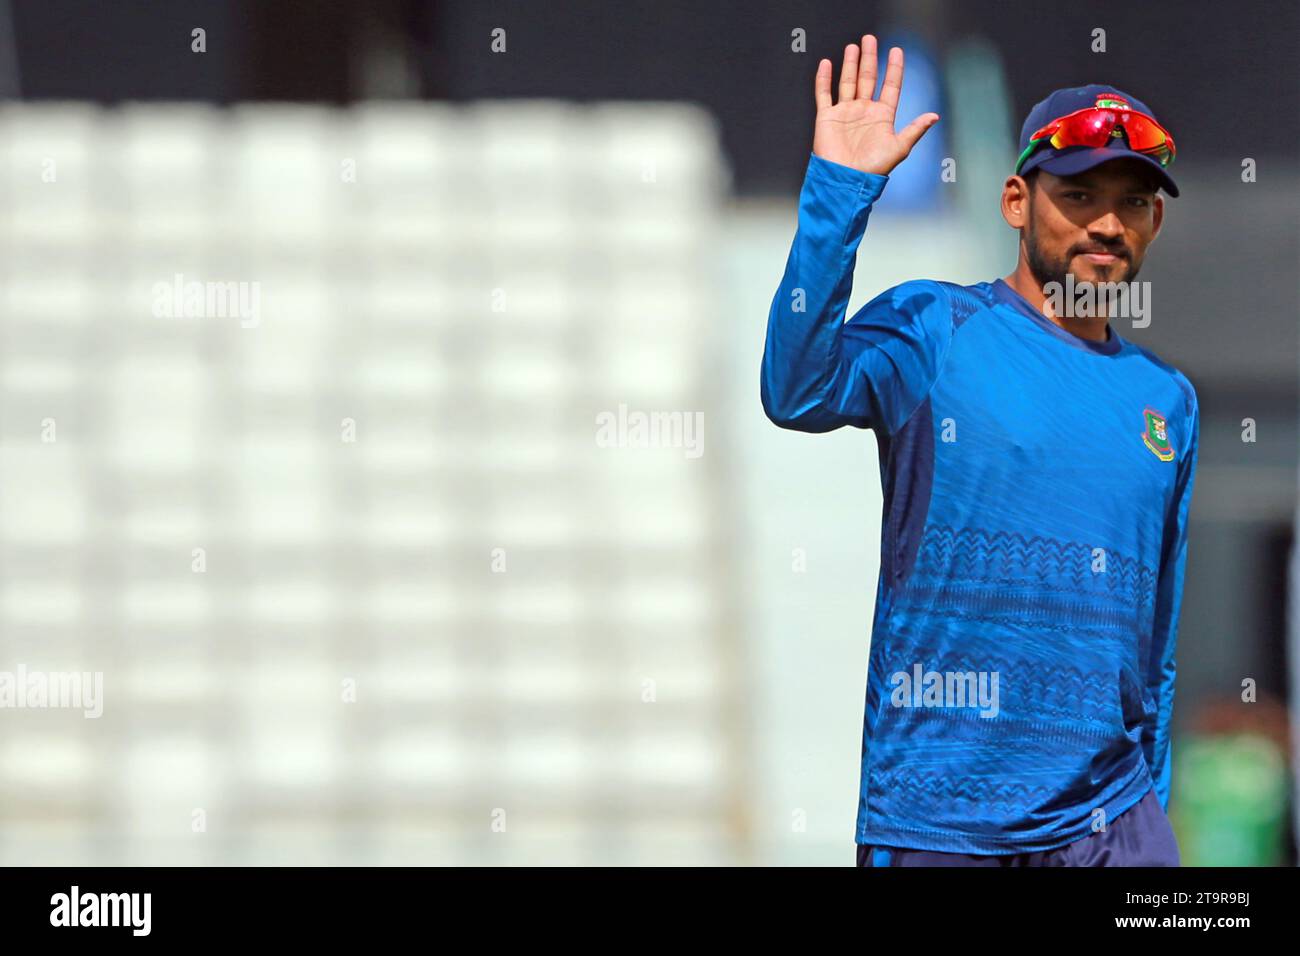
[1142,407,1175,461]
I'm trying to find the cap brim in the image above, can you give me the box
[1027,145,1179,197]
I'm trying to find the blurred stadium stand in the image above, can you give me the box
[0,100,756,864]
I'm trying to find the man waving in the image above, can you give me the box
[761,35,1196,866]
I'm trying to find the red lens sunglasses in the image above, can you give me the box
[1015,105,1176,175]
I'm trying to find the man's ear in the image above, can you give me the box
[1001,175,1032,230]
[1150,193,1164,241]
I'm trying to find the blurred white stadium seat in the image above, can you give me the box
[0,101,746,865]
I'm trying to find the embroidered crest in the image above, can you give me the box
[1141,407,1175,461]
[1095,95,1132,139]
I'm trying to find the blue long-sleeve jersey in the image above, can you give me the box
[762,152,1199,854]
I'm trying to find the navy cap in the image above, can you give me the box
[1017,84,1179,197]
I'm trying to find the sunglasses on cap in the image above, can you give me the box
[1015,102,1177,176]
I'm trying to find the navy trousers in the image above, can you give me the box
[856,786,1180,866]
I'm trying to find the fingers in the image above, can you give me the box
[857,34,878,100]
[814,58,833,111]
[878,46,904,112]
[837,43,859,103]
[897,112,940,153]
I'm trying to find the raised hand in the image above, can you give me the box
[812,35,940,176]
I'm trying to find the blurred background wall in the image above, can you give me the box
[0,0,1295,865]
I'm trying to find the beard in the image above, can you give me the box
[1024,208,1141,293]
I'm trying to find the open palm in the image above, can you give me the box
[812,35,939,176]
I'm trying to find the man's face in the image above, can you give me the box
[1021,159,1164,289]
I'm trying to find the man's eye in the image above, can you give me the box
[1064,191,1088,200]
[1127,197,1150,207]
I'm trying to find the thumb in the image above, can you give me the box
[896,112,940,154]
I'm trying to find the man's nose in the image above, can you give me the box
[1088,211,1125,238]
